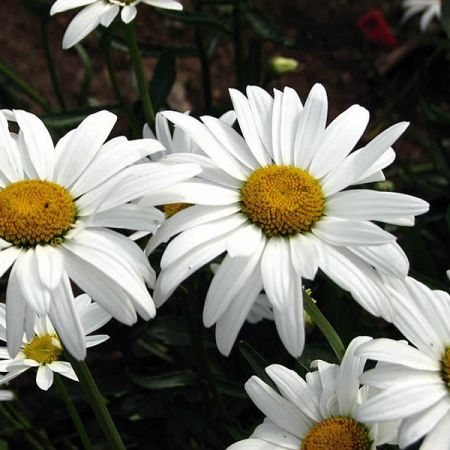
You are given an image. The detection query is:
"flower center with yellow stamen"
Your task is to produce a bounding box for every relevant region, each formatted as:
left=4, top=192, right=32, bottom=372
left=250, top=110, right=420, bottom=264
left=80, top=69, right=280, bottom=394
left=441, top=347, right=450, bottom=389
left=240, top=165, right=325, bottom=237
left=23, top=335, right=62, bottom=365
left=163, top=203, right=192, bottom=218
left=302, top=417, right=371, bottom=450
left=0, top=180, right=76, bottom=247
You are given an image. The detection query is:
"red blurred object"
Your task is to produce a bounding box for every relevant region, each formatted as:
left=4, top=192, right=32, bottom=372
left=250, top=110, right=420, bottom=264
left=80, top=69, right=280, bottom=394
left=358, top=9, right=397, bottom=49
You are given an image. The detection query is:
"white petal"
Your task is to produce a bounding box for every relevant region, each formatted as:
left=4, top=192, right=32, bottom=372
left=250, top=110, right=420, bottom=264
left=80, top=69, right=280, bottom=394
left=215, top=262, right=263, bottom=356
left=160, top=214, right=246, bottom=268
left=14, top=110, right=54, bottom=180
left=121, top=5, right=137, bottom=23
left=312, top=217, right=395, bottom=246
left=356, top=339, right=441, bottom=371
left=0, top=113, right=23, bottom=182
left=227, top=438, right=277, bottom=450
left=227, top=224, right=262, bottom=257
left=49, top=274, right=86, bottom=360
left=35, top=245, right=64, bottom=289
left=0, top=247, right=21, bottom=279
left=141, top=0, right=182, bottom=10
left=50, top=0, right=97, bottom=15
left=289, top=234, right=319, bottom=280
left=99, top=4, right=119, bottom=26
left=204, top=235, right=265, bottom=327
left=280, top=87, right=303, bottom=165
left=251, top=420, right=299, bottom=449
left=85, top=334, right=109, bottom=347
left=245, top=376, right=309, bottom=438
left=419, top=410, right=450, bottom=450
left=229, top=89, right=272, bottom=166
left=79, top=302, right=111, bottom=335
left=309, top=105, right=369, bottom=178
left=162, top=111, right=248, bottom=180
left=48, top=361, right=78, bottom=381
left=294, top=83, right=328, bottom=169
left=62, top=2, right=110, bottom=49
left=55, top=111, right=117, bottom=187
left=6, top=263, right=26, bottom=357
left=146, top=204, right=240, bottom=255
left=336, top=336, right=372, bottom=416
left=36, top=365, right=54, bottom=391
left=325, top=189, right=429, bottom=224
left=261, top=238, right=297, bottom=311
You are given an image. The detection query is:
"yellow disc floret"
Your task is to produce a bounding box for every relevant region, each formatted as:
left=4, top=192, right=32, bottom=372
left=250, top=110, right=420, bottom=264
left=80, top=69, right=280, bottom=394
left=240, top=165, right=324, bottom=237
left=0, top=180, right=76, bottom=247
left=163, top=203, right=192, bottom=218
left=23, top=335, right=62, bottom=365
left=441, top=347, right=450, bottom=389
left=302, top=417, right=371, bottom=450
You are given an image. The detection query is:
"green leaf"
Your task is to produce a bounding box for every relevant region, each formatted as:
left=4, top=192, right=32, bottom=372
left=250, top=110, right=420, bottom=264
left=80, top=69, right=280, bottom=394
left=0, top=439, right=8, bottom=450
left=243, top=6, right=287, bottom=45
left=216, top=379, right=247, bottom=399
left=442, top=0, right=450, bottom=37
left=0, top=61, right=50, bottom=111
left=74, top=44, right=93, bottom=107
left=149, top=50, right=177, bottom=112
left=131, top=370, right=197, bottom=390
left=42, top=105, right=120, bottom=129
left=238, top=341, right=274, bottom=388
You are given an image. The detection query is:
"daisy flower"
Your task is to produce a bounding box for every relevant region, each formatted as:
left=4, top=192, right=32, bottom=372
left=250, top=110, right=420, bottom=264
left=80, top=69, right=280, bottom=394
left=355, top=277, right=450, bottom=449
left=147, top=84, right=429, bottom=357
left=227, top=337, right=399, bottom=450
left=50, top=0, right=183, bottom=49
left=0, top=294, right=111, bottom=391
left=402, top=0, right=441, bottom=31
left=0, top=109, right=200, bottom=361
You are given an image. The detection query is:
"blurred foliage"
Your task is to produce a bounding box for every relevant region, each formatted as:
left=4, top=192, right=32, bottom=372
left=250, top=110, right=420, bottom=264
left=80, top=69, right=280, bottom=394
left=0, top=0, right=448, bottom=449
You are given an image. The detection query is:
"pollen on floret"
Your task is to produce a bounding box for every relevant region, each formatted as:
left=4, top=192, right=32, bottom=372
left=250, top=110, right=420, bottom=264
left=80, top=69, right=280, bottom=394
left=23, top=335, right=62, bottom=365
left=441, top=347, right=450, bottom=390
left=0, top=180, right=76, bottom=247
left=302, top=416, right=371, bottom=450
left=163, top=203, right=191, bottom=218
left=240, top=165, right=325, bottom=238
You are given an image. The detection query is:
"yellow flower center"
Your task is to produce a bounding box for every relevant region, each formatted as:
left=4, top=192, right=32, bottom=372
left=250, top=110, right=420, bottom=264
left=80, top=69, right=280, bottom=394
left=163, top=203, right=192, bottom=218
left=302, top=417, right=371, bottom=450
left=23, top=335, right=62, bottom=365
left=0, top=180, right=76, bottom=247
left=441, top=347, right=450, bottom=389
left=240, top=165, right=324, bottom=237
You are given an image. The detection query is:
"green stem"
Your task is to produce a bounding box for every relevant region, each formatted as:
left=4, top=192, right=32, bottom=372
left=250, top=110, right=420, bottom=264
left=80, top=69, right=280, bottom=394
left=303, top=290, right=346, bottom=362
left=67, top=356, right=126, bottom=450
left=233, top=0, right=244, bottom=90
left=101, top=34, right=140, bottom=137
left=54, top=374, right=93, bottom=450
left=41, top=20, right=66, bottom=110
left=123, top=22, right=155, bottom=130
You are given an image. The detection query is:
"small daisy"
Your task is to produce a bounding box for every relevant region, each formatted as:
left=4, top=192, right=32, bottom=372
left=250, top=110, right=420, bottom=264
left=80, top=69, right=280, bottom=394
left=50, top=0, right=183, bottom=49
left=227, top=337, right=399, bottom=450
left=402, top=0, right=441, bottom=31
left=148, top=84, right=429, bottom=357
left=0, top=109, right=200, bottom=360
left=355, top=277, right=450, bottom=449
left=0, top=294, right=111, bottom=391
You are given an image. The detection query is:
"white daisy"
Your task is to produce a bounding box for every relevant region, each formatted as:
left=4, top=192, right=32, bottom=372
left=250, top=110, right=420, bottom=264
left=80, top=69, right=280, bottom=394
left=50, top=0, right=183, bottom=49
left=0, top=294, right=111, bottom=391
left=147, top=84, right=429, bottom=357
left=402, top=0, right=441, bottom=31
left=0, top=109, right=200, bottom=360
left=355, top=277, right=450, bottom=449
left=227, top=337, right=399, bottom=450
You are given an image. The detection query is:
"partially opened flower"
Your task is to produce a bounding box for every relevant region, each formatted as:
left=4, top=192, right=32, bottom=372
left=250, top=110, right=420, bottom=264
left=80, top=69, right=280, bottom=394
left=355, top=277, right=450, bottom=449
left=50, top=0, right=183, bottom=49
left=148, top=84, right=428, bottom=357
left=0, top=294, right=111, bottom=391
left=402, top=0, right=441, bottom=31
left=227, top=337, right=399, bottom=449
left=0, top=109, right=200, bottom=360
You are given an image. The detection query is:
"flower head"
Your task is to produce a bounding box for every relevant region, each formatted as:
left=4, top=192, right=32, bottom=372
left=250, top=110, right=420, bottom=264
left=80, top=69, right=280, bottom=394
left=148, top=84, right=428, bottom=357
left=0, top=109, right=200, bottom=360
left=0, top=295, right=111, bottom=391
left=227, top=337, right=399, bottom=450
left=50, top=0, right=183, bottom=49
left=355, top=277, right=450, bottom=449
left=402, top=0, right=441, bottom=31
